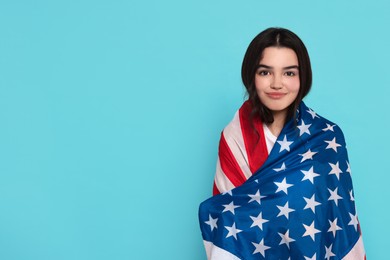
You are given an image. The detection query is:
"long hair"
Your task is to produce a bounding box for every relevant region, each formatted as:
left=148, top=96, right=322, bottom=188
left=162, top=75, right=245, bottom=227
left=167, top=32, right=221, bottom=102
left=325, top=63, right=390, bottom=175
left=241, top=27, right=312, bottom=124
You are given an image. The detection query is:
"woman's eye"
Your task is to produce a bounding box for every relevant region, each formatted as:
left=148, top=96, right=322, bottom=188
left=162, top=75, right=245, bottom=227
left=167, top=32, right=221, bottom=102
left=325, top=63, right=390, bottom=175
left=258, top=71, right=270, bottom=76
left=285, top=71, right=296, bottom=76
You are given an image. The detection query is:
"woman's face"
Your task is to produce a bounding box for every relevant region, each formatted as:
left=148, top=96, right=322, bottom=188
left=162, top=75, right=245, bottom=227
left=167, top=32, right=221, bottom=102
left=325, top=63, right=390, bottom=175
left=255, top=47, right=300, bottom=117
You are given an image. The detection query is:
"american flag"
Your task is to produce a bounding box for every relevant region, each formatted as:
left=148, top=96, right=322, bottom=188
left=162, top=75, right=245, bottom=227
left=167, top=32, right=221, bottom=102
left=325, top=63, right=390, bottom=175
left=199, top=102, right=365, bottom=259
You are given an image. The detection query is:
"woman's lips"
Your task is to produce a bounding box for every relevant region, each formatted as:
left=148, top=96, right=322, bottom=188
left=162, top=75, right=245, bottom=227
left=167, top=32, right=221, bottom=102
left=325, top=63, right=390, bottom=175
left=266, top=92, right=287, bottom=99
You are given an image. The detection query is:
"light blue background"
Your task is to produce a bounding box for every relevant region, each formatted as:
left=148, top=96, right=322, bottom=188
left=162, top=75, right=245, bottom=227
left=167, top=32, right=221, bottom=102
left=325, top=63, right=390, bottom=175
left=0, top=0, right=387, bottom=259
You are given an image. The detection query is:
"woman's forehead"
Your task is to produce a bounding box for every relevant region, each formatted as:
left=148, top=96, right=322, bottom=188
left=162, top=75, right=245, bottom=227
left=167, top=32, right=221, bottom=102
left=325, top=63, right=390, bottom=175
left=259, top=47, right=298, bottom=66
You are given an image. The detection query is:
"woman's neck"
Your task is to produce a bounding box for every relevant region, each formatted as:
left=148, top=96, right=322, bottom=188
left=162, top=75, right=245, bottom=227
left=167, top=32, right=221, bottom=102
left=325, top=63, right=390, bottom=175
left=267, top=110, right=287, bottom=137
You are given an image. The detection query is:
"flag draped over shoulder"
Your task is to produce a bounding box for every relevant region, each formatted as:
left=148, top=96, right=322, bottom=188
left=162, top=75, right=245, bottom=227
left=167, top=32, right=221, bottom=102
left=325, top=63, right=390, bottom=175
left=199, top=102, right=365, bottom=260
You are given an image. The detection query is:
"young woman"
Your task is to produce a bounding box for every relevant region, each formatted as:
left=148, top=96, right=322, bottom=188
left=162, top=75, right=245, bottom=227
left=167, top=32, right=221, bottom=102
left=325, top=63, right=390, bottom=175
left=199, top=28, right=365, bottom=260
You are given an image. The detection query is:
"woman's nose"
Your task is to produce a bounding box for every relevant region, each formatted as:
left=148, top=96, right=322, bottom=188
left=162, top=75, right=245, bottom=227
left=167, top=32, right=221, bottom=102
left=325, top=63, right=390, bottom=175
left=271, top=75, right=283, bottom=89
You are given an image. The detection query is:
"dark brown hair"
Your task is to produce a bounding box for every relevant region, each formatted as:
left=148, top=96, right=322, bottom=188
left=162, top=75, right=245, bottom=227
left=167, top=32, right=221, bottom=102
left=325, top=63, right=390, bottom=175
left=241, top=27, right=312, bottom=124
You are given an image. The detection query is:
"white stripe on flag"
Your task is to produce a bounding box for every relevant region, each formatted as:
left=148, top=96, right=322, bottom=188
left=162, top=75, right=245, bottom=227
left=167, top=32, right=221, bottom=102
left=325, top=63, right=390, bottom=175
left=342, top=235, right=365, bottom=260
left=223, top=112, right=252, bottom=179
left=203, top=240, right=240, bottom=260
left=214, top=158, right=235, bottom=193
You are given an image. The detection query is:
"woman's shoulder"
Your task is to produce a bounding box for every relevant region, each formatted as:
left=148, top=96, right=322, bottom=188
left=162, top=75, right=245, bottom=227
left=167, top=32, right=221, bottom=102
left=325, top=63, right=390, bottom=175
left=300, top=102, right=347, bottom=143
left=222, top=100, right=250, bottom=131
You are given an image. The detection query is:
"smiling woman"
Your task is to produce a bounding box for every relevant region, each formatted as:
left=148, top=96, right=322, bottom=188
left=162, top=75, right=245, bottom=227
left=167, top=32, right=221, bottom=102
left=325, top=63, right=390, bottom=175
left=199, top=28, right=366, bottom=260
left=255, top=47, right=300, bottom=137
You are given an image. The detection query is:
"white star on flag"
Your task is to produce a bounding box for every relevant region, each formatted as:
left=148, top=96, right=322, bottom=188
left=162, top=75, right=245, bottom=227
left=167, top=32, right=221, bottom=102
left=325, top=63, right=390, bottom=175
left=348, top=212, right=359, bottom=231
left=297, top=119, right=312, bottom=136
left=302, top=221, right=321, bottom=241
left=301, top=166, right=320, bottom=184
left=252, top=238, right=270, bottom=257
left=325, top=244, right=336, bottom=260
left=346, top=161, right=352, bottom=174
left=278, top=230, right=295, bottom=249
left=303, top=194, right=321, bottom=213
left=307, top=108, right=319, bottom=119
left=248, top=190, right=266, bottom=204
left=277, top=135, right=293, bottom=152
left=329, top=162, right=342, bottom=180
left=349, top=190, right=355, bottom=201
left=304, top=253, right=316, bottom=260
left=205, top=214, right=218, bottom=231
left=299, top=149, right=318, bottom=162
left=273, top=162, right=286, bottom=172
left=222, top=190, right=233, bottom=196
left=322, top=123, right=335, bottom=132
left=328, top=187, right=343, bottom=206
left=222, top=201, right=240, bottom=214
left=274, top=177, right=293, bottom=194
left=225, top=222, right=242, bottom=239
left=325, top=137, right=342, bottom=152
left=277, top=201, right=295, bottom=219
left=328, top=218, right=342, bottom=237
left=250, top=212, right=269, bottom=230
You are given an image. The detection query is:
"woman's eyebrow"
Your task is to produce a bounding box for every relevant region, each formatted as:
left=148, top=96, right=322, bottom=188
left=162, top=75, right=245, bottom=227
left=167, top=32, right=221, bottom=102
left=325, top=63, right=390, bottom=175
left=284, top=65, right=299, bottom=70
left=257, top=64, right=299, bottom=69
left=257, top=64, right=272, bottom=69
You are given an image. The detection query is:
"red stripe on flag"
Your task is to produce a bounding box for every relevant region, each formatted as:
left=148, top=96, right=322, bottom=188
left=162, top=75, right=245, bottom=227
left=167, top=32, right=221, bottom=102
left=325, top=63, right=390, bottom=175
left=213, top=182, right=220, bottom=196
left=239, top=101, right=268, bottom=174
left=218, top=133, right=247, bottom=188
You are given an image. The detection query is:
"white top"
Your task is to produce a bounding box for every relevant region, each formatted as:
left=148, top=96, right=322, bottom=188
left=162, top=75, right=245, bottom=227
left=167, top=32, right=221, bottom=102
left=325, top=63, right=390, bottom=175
left=263, top=123, right=277, bottom=154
